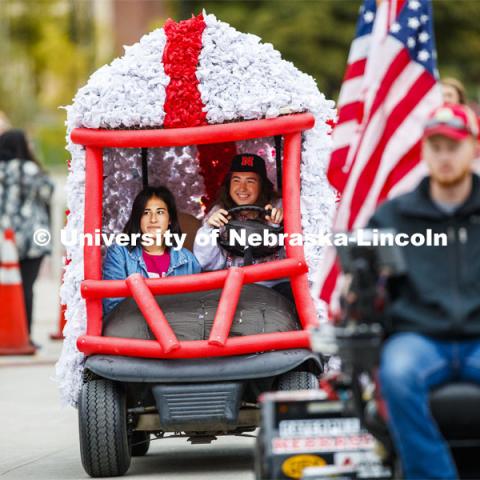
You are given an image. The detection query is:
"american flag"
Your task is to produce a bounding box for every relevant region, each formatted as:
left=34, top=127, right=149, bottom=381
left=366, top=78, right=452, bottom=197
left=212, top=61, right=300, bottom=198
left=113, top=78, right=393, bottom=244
left=316, top=0, right=442, bottom=309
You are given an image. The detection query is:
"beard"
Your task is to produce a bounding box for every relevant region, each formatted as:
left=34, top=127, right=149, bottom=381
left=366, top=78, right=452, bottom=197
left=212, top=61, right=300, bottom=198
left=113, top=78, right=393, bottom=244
left=431, top=167, right=471, bottom=188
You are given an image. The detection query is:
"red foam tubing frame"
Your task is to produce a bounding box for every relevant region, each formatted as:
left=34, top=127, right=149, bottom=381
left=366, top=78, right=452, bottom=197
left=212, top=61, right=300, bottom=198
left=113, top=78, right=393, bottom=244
left=71, top=113, right=315, bottom=148
left=81, top=258, right=307, bottom=299
left=283, top=133, right=319, bottom=329
left=208, top=268, right=244, bottom=346
left=84, top=147, right=104, bottom=337
left=76, top=114, right=318, bottom=358
left=125, top=274, right=180, bottom=353
left=77, top=330, right=311, bottom=359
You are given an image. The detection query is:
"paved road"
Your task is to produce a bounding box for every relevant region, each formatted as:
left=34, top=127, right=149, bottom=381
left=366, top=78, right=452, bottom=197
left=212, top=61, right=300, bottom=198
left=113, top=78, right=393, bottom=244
left=0, top=364, right=256, bottom=479
left=0, top=173, right=256, bottom=480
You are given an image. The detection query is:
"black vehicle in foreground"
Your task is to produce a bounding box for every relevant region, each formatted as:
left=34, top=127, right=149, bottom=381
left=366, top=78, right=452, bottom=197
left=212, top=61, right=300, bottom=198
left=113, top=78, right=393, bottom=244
left=255, top=232, right=480, bottom=479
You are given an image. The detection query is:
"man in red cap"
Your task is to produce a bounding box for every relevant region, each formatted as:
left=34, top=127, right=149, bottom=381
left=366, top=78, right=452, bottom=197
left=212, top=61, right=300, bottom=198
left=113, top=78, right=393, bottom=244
left=366, top=103, right=480, bottom=479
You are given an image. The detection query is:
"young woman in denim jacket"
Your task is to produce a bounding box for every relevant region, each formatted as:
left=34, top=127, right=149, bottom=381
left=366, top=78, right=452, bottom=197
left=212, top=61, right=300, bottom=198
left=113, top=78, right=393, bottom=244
left=103, top=186, right=201, bottom=315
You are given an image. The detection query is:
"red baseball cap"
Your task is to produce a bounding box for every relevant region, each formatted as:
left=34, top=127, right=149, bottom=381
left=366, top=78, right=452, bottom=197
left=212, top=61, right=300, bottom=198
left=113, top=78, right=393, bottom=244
left=424, top=103, right=479, bottom=141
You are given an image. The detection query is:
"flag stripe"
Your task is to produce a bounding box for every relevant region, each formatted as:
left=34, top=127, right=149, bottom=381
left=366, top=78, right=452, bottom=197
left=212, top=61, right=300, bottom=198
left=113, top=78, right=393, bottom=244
left=332, top=120, right=358, bottom=148
left=386, top=161, right=429, bottom=199
left=347, top=35, right=371, bottom=64
left=337, top=77, right=364, bottom=108
left=332, top=42, right=412, bottom=225
left=347, top=71, right=435, bottom=229
left=317, top=250, right=339, bottom=303
left=330, top=39, right=407, bottom=194
left=344, top=58, right=367, bottom=81
left=378, top=142, right=421, bottom=203
left=327, top=146, right=350, bottom=192
left=354, top=82, right=439, bottom=226
left=337, top=102, right=364, bottom=126
left=318, top=0, right=441, bottom=307
left=344, top=61, right=433, bottom=222
left=364, top=46, right=410, bottom=129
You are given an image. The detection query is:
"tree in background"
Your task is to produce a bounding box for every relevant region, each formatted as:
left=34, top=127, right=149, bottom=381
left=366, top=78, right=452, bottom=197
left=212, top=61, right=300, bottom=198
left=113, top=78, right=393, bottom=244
left=180, top=0, right=480, bottom=102
left=0, top=0, right=478, bottom=166
left=0, top=0, right=95, bottom=166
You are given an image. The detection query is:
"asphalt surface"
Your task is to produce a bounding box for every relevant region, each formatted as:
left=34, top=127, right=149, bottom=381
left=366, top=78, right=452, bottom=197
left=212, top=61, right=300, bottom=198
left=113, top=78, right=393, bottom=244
left=0, top=274, right=257, bottom=480
left=0, top=365, right=255, bottom=479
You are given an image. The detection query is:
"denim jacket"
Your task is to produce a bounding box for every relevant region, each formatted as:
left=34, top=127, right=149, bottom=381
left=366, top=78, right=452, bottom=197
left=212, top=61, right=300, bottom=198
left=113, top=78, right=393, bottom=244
left=102, top=244, right=201, bottom=315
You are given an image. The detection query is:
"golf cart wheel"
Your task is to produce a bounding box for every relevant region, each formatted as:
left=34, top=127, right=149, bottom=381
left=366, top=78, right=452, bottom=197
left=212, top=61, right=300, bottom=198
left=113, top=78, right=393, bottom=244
left=130, top=431, right=150, bottom=457
left=78, top=379, right=131, bottom=477
left=254, top=428, right=271, bottom=480
left=277, top=370, right=319, bottom=391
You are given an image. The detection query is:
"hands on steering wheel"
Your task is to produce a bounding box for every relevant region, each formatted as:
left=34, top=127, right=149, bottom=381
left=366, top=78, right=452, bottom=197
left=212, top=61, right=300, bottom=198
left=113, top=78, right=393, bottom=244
left=264, top=204, right=283, bottom=224
left=207, top=204, right=283, bottom=228
left=215, top=204, right=284, bottom=261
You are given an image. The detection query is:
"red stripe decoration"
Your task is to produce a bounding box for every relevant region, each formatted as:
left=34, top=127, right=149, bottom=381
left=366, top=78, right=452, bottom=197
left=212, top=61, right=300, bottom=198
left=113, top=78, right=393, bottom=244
left=163, top=14, right=207, bottom=129
left=162, top=13, right=237, bottom=208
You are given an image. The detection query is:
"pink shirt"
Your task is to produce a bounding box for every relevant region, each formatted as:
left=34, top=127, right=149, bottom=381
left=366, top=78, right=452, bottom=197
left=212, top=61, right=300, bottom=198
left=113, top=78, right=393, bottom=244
left=142, top=250, right=170, bottom=278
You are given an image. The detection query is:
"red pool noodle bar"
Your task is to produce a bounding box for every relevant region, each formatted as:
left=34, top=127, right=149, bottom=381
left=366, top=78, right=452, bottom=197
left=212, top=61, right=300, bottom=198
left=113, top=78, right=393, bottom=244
left=73, top=113, right=318, bottom=359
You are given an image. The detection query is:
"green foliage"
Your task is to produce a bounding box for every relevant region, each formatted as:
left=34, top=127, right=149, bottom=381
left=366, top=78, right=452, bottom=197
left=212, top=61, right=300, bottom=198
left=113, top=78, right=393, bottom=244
left=434, top=0, right=480, bottom=90
left=33, top=120, right=69, bottom=172
left=180, top=0, right=480, bottom=101
left=181, top=0, right=358, bottom=97
left=0, top=0, right=478, bottom=171
left=0, top=0, right=95, bottom=167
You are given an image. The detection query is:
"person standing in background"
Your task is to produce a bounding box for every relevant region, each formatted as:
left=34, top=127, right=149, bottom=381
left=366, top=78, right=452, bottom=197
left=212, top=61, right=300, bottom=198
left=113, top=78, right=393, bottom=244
left=440, top=77, right=467, bottom=105
left=0, top=129, right=54, bottom=348
left=0, top=112, right=11, bottom=135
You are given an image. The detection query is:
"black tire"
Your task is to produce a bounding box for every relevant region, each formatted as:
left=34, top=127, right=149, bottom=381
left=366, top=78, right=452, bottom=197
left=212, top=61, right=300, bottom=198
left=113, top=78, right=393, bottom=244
left=277, top=370, right=319, bottom=391
left=254, top=428, right=271, bottom=480
left=130, top=431, right=150, bottom=457
left=78, top=379, right=131, bottom=477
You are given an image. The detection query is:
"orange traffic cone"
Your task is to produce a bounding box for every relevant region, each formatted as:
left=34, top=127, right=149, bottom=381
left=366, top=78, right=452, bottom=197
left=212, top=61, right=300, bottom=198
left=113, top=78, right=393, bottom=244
left=0, top=229, right=35, bottom=355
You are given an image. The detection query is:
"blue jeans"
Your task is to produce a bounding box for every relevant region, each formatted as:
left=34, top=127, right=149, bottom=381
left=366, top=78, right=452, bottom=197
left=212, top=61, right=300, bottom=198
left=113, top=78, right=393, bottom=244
left=379, top=332, right=480, bottom=480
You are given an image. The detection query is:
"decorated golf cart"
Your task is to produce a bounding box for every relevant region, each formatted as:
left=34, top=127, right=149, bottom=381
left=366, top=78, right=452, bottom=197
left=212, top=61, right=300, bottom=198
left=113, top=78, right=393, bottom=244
left=56, top=12, right=336, bottom=478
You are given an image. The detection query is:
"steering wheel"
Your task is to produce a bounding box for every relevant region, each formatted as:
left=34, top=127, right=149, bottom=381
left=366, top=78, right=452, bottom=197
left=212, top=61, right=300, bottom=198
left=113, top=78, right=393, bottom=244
left=226, top=205, right=272, bottom=218
left=218, top=204, right=284, bottom=262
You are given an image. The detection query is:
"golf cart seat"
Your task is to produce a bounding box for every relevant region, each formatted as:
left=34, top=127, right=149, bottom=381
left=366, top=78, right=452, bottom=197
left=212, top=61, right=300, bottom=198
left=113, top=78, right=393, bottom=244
left=430, top=382, right=480, bottom=442
left=103, top=283, right=300, bottom=341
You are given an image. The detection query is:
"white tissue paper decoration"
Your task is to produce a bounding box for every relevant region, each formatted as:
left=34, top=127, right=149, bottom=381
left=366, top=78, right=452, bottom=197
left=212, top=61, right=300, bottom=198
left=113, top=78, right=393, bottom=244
left=56, top=12, right=336, bottom=407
